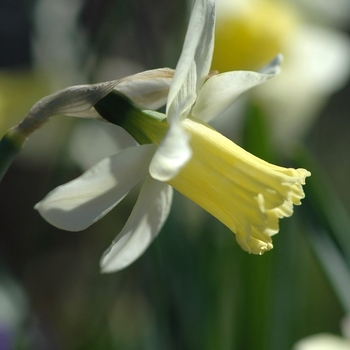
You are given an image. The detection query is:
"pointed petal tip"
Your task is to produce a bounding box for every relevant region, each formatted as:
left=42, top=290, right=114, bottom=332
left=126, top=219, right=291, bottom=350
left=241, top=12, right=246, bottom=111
left=34, top=198, right=92, bottom=232
left=259, top=53, right=284, bottom=75
left=99, top=243, right=122, bottom=273
left=98, top=179, right=173, bottom=273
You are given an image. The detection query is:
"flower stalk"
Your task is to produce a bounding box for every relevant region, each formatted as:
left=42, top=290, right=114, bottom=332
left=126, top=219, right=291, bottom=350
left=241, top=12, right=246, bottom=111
left=94, top=90, right=168, bottom=145
left=0, top=130, right=25, bottom=180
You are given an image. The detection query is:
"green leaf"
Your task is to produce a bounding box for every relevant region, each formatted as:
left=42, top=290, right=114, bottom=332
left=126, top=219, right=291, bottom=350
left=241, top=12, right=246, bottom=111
left=241, top=103, right=277, bottom=164
left=294, top=145, right=350, bottom=265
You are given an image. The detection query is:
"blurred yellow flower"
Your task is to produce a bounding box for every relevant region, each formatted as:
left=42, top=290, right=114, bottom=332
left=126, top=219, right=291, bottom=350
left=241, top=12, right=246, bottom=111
left=212, top=0, right=350, bottom=150
left=212, top=0, right=299, bottom=71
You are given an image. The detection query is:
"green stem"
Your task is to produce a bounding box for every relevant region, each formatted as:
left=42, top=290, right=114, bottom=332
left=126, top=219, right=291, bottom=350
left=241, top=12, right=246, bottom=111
left=0, top=130, right=26, bottom=181
left=94, top=90, right=167, bottom=145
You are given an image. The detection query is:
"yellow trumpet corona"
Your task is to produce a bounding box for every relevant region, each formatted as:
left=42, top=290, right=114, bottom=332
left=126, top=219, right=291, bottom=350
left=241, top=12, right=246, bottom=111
left=171, top=117, right=309, bottom=254
left=123, top=110, right=310, bottom=254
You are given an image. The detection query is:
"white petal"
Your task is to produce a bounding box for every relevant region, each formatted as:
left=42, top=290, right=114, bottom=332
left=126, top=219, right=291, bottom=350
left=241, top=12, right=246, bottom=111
left=166, top=0, right=216, bottom=123
left=258, top=54, right=283, bottom=75
left=193, top=0, right=216, bottom=91
left=29, top=80, right=120, bottom=120
left=116, top=68, right=174, bottom=110
left=149, top=123, right=192, bottom=182
left=35, top=144, right=156, bottom=231
left=100, top=177, right=173, bottom=273
left=192, top=60, right=281, bottom=122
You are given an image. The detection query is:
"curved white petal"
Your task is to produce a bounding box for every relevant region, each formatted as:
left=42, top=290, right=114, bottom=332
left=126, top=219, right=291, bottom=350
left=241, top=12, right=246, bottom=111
left=100, top=177, right=173, bottom=273
left=149, top=123, right=192, bottom=182
left=166, top=0, right=216, bottom=123
left=116, top=68, right=174, bottom=110
left=29, top=80, right=120, bottom=120
left=193, top=0, right=216, bottom=92
left=192, top=62, right=281, bottom=122
left=35, top=144, right=156, bottom=231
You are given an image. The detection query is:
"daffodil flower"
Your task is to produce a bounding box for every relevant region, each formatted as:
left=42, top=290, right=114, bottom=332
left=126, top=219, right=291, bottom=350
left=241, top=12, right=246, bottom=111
left=31, top=0, right=310, bottom=273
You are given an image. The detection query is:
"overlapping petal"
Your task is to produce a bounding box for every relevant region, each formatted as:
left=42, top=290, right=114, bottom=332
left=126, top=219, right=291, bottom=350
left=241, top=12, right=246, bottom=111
left=192, top=55, right=282, bottom=122
left=29, top=80, right=120, bottom=120
left=35, top=144, right=156, bottom=231
left=100, top=177, right=173, bottom=273
left=166, top=0, right=216, bottom=123
left=24, top=68, right=175, bottom=124
left=116, top=68, right=174, bottom=110
left=150, top=0, right=215, bottom=182
left=193, top=0, right=216, bottom=92
left=149, top=123, right=192, bottom=181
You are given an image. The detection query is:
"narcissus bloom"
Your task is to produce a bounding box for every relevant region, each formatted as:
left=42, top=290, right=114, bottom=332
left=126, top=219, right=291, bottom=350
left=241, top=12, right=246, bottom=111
left=30, top=0, right=310, bottom=272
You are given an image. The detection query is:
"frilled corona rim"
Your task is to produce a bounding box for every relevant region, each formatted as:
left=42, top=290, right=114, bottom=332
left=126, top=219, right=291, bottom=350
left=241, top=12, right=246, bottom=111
left=168, top=117, right=310, bottom=254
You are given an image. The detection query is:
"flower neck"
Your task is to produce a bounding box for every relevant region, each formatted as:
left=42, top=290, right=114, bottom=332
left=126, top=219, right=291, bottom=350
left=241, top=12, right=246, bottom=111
left=94, top=90, right=168, bottom=145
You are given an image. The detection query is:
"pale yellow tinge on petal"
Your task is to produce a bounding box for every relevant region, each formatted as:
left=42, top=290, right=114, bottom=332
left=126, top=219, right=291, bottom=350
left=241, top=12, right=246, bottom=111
left=169, top=117, right=310, bottom=254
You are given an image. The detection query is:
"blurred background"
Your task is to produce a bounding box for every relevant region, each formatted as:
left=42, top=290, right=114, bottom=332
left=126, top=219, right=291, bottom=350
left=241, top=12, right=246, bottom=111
left=1, top=0, right=350, bottom=349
